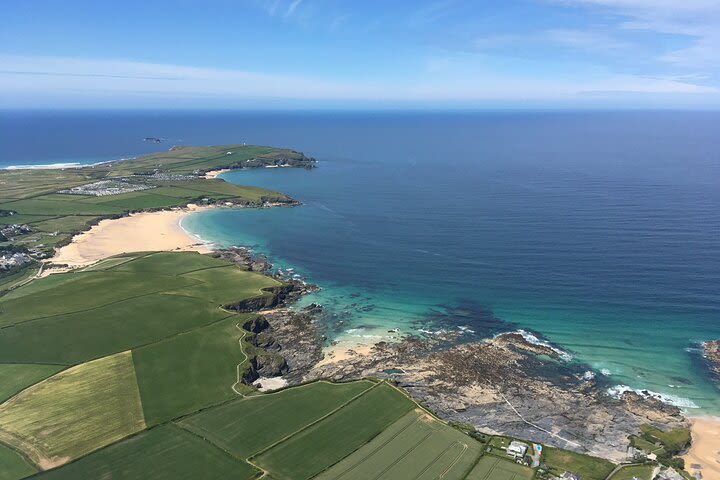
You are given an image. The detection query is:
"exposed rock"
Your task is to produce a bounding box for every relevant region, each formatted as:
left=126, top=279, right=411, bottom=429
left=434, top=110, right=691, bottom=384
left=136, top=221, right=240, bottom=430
left=215, top=247, right=272, bottom=272
left=255, top=353, right=289, bottom=377
left=242, top=316, right=270, bottom=334
left=704, top=340, right=720, bottom=378
left=493, top=332, right=562, bottom=359
left=306, top=334, right=688, bottom=462
left=259, top=309, right=324, bottom=383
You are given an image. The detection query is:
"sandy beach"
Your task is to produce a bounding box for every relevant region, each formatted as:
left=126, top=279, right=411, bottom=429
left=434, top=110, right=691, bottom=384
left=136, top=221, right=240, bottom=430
left=203, top=168, right=231, bottom=179
left=683, top=417, right=720, bottom=480
left=49, top=205, right=213, bottom=268
left=316, top=343, right=376, bottom=366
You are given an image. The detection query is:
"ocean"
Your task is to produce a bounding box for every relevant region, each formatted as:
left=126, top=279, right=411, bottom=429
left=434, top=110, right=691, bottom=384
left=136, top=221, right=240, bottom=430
left=2, top=110, right=719, bottom=414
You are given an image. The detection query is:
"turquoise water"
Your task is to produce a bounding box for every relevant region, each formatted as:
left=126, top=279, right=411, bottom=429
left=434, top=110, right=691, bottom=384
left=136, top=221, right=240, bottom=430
left=3, top=110, right=719, bottom=414
left=180, top=113, right=720, bottom=415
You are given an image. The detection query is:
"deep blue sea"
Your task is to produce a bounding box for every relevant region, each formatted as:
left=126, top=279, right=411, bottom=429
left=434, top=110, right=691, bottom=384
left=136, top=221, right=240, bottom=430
left=2, top=110, right=719, bottom=414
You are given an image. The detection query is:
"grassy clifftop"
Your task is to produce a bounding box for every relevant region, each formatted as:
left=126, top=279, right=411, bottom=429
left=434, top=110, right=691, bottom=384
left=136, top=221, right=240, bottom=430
left=0, top=145, right=315, bottom=270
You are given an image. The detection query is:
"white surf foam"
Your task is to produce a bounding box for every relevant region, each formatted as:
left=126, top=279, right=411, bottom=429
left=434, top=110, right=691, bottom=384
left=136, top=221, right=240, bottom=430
left=496, top=329, right=573, bottom=361
left=606, top=384, right=700, bottom=409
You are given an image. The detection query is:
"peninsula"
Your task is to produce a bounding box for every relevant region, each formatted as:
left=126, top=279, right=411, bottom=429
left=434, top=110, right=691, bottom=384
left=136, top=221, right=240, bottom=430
left=0, top=145, right=713, bottom=480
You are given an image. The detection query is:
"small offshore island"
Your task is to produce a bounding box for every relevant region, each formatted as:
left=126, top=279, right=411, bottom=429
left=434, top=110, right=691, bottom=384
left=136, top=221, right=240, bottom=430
left=0, top=144, right=717, bottom=480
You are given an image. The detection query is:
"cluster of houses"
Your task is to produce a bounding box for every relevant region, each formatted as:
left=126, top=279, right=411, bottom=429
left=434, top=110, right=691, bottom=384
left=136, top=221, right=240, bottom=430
left=0, top=252, right=32, bottom=271
left=0, top=224, right=31, bottom=242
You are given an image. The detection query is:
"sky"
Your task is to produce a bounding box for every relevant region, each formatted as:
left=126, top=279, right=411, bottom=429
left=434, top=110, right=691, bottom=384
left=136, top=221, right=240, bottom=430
left=1, top=0, right=720, bottom=109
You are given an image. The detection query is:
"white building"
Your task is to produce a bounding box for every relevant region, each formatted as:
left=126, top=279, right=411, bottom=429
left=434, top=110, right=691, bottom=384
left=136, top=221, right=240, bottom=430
left=507, top=440, right=528, bottom=459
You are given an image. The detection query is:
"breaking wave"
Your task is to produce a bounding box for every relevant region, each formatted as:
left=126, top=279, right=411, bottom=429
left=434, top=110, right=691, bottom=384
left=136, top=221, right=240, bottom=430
left=497, top=329, right=573, bottom=361
left=606, top=384, right=700, bottom=409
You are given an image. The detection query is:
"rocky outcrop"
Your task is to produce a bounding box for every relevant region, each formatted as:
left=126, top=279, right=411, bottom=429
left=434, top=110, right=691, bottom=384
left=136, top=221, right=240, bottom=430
left=257, top=309, right=325, bottom=383
left=307, top=334, right=688, bottom=462
left=240, top=308, right=324, bottom=385
left=704, top=340, right=720, bottom=377
left=215, top=247, right=272, bottom=272
left=493, top=332, right=562, bottom=359
left=224, top=281, right=318, bottom=313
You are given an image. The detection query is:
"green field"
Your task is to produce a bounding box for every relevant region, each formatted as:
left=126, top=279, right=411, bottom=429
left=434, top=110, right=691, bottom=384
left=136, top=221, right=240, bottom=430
left=0, top=144, right=307, bottom=258
left=608, top=464, right=656, bottom=480
left=0, top=266, right=40, bottom=293
left=179, top=380, right=376, bottom=459
left=0, top=443, right=37, bottom=480
left=252, top=382, right=415, bottom=480
left=33, top=424, right=260, bottom=480
left=639, top=424, right=691, bottom=453
left=630, top=434, right=666, bottom=455
left=0, top=252, right=279, bottom=365
left=0, top=352, right=145, bottom=469
left=132, top=314, right=258, bottom=425
left=315, top=409, right=482, bottom=480
left=543, top=447, right=615, bottom=480
left=0, top=364, right=64, bottom=403
left=465, top=455, right=535, bottom=480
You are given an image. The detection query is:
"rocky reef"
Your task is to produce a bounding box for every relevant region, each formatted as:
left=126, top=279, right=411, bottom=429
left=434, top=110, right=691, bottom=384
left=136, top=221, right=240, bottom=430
left=704, top=339, right=720, bottom=378
left=306, top=332, right=688, bottom=462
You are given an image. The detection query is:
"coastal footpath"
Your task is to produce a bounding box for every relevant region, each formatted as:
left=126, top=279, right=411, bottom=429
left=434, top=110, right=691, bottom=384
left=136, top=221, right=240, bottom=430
left=0, top=144, right=717, bottom=480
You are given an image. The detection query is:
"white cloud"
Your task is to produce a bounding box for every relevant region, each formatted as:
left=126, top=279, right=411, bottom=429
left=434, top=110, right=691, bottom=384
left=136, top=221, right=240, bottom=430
left=563, top=0, right=720, bottom=68
left=475, top=29, right=632, bottom=54
left=286, top=0, right=303, bottom=17
left=0, top=54, right=716, bottom=108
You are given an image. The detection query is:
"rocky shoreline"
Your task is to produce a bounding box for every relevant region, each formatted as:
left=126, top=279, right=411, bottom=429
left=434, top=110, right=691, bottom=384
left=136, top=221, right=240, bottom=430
left=225, top=246, right=690, bottom=463
left=704, top=339, right=720, bottom=378
left=305, top=333, right=688, bottom=462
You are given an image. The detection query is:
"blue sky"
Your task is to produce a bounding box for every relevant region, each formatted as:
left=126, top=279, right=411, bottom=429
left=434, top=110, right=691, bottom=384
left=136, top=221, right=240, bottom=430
left=2, top=0, right=720, bottom=108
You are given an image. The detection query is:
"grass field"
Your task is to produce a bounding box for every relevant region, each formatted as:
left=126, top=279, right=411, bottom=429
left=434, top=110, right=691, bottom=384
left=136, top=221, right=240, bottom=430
left=543, top=447, right=615, bottom=480
left=0, top=293, right=232, bottom=365
left=0, top=252, right=278, bottom=365
left=0, top=270, right=198, bottom=327
left=608, top=464, right=656, bottom=480
left=465, top=456, right=535, bottom=480
left=33, top=424, right=260, bottom=480
left=252, top=382, right=415, bottom=480
left=315, top=409, right=482, bottom=480
left=630, top=434, right=666, bottom=455
left=0, top=266, right=40, bottom=294
left=0, top=351, right=145, bottom=469
left=0, top=144, right=305, bottom=257
left=0, top=443, right=37, bottom=480
left=639, top=424, right=691, bottom=453
left=132, top=314, right=258, bottom=425
left=179, top=380, right=376, bottom=459
left=0, top=364, right=64, bottom=403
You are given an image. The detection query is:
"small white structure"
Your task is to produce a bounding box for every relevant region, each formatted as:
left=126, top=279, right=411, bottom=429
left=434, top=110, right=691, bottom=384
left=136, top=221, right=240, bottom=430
left=507, top=440, right=528, bottom=459
left=561, top=473, right=581, bottom=480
